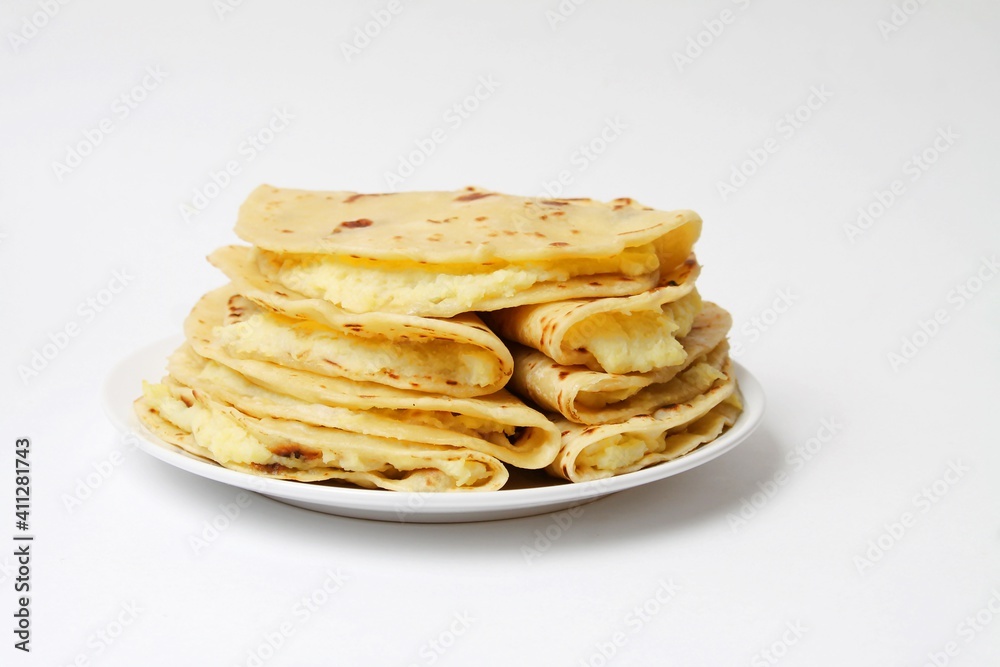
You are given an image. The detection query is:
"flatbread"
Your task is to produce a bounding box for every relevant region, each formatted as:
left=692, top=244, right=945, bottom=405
left=186, top=283, right=510, bottom=398
left=135, top=380, right=507, bottom=492
left=237, top=185, right=702, bottom=263
left=165, top=343, right=560, bottom=470
left=207, top=245, right=513, bottom=396
left=235, top=185, right=701, bottom=317
left=482, top=257, right=701, bottom=374
left=508, top=303, right=733, bottom=424
left=546, top=364, right=741, bottom=482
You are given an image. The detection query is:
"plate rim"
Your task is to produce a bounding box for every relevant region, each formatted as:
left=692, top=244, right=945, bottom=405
left=103, top=336, right=765, bottom=517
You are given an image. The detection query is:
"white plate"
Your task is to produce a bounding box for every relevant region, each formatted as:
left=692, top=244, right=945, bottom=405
left=104, top=337, right=765, bottom=523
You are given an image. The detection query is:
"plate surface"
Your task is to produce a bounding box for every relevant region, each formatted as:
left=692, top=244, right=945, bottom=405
left=104, top=337, right=765, bottom=523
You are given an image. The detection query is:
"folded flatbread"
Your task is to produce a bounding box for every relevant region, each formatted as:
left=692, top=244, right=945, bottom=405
left=508, top=302, right=733, bottom=424
left=188, top=274, right=511, bottom=398
left=546, top=365, right=742, bottom=483
left=161, top=339, right=561, bottom=469
left=136, top=374, right=508, bottom=492
left=235, top=185, right=701, bottom=317
left=483, top=257, right=701, bottom=374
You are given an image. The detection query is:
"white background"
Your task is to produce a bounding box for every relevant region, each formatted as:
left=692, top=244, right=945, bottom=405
left=2, top=0, right=999, bottom=665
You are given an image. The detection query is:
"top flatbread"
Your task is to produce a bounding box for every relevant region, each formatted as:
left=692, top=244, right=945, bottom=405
left=235, top=185, right=701, bottom=263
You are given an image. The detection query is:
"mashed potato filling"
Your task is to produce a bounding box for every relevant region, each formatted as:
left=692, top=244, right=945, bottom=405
left=141, top=382, right=491, bottom=488
left=214, top=310, right=497, bottom=389
left=575, top=393, right=740, bottom=476
left=142, top=382, right=274, bottom=465
left=575, top=357, right=727, bottom=410
left=563, top=291, right=702, bottom=374
left=258, top=246, right=659, bottom=315
left=577, top=433, right=656, bottom=472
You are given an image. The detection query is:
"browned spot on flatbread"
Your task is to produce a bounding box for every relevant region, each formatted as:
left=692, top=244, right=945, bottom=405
left=344, top=193, right=389, bottom=203
left=549, top=241, right=569, bottom=247
left=455, top=192, right=494, bottom=202
left=279, top=229, right=294, bottom=233
left=558, top=371, right=570, bottom=379
left=541, top=200, right=568, bottom=206
left=445, top=380, right=458, bottom=386
left=340, top=218, right=373, bottom=229
left=179, top=394, right=194, bottom=408
left=386, top=372, right=400, bottom=380
left=270, top=443, right=321, bottom=460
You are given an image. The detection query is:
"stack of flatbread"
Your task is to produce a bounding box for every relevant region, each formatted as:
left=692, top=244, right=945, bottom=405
left=136, top=185, right=741, bottom=491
